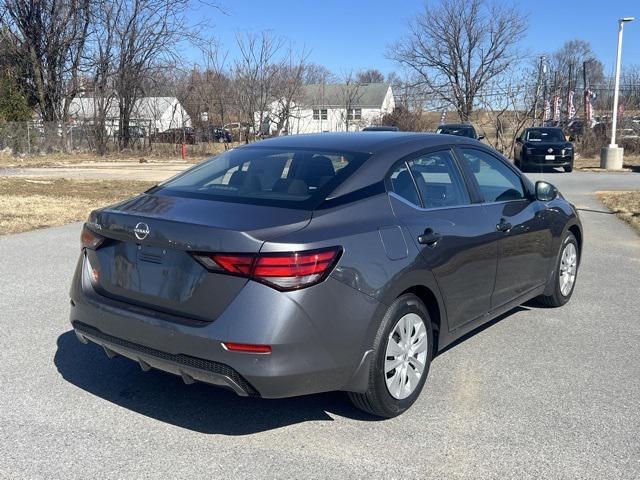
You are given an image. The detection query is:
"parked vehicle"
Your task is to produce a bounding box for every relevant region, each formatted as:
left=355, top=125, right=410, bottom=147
left=362, top=125, right=400, bottom=131
left=114, top=126, right=146, bottom=140
left=71, top=132, right=582, bottom=418
left=514, top=127, right=575, bottom=173
left=199, top=126, right=232, bottom=143
left=151, top=127, right=196, bottom=144
left=436, top=123, right=484, bottom=140
left=565, top=120, right=585, bottom=139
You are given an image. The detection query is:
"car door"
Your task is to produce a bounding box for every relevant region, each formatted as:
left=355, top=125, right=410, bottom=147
left=387, top=148, right=498, bottom=331
left=456, top=147, right=553, bottom=309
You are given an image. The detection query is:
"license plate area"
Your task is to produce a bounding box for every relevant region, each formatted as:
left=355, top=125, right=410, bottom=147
left=545, top=155, right=555, bottom=160
left=137, top=245, right=166, bottom=264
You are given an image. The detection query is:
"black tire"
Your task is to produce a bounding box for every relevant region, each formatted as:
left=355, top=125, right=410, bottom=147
left=564, top=162, right=573, bottom=173
left=348, top=294, right=433, bottom=418
left=518, top=154, right=528, bottom=172
left=536, top=232, right=579, bottom=307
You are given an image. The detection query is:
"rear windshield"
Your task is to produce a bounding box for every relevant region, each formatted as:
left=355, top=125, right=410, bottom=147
left=155, top=147, right=369, bottom=209
left=436, top=126, right=474, bottom=138
left=525, top=129, right=565, bottom=142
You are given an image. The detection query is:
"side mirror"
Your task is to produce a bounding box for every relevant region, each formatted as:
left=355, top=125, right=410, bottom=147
left=568, top=136, right=575, bottom=142
left=515, top=137, right=522, bottom=143
left=535, top=181, right=558, bottom=202
left=477, top=135, right=485, bottom=140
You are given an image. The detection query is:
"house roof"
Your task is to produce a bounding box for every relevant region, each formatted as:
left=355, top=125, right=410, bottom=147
left=301, top=83, right=391, bottom=108
left=68, top=97, right=185, bottom=120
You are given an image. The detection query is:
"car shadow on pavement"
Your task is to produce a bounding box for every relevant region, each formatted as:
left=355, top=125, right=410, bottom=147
left=55, top=305, right=530, bottom=434
left=436, top=306, right=530, bottom=356
left=54, top=330, right=378, bottom=435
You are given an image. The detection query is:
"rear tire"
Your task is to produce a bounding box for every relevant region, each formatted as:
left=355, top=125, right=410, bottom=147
left=536, top=232, right=579, bottom=307
left=348, top=294, right=433, bottom=418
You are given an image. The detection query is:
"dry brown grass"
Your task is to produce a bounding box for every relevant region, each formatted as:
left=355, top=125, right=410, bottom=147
left=597, top=190, right=640, bottom=235
left=0, top=142, right=236, bottom=168
left=0, top=178, right=155, bottom=235
left=575, top=155, right=640, bottom=171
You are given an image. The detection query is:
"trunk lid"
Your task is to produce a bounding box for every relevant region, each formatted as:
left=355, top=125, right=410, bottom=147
left=87, top=193, right=311, bottom=321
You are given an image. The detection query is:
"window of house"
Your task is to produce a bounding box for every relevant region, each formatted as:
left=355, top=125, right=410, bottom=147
left=313, top=109, right=328, bottom=120
left=347, top=108, right=362, bottom=120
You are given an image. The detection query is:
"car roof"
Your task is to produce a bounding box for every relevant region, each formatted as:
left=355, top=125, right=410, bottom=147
left=239, top=132, right=468, bottom=154
left=438, top=123, right=474, bottom=128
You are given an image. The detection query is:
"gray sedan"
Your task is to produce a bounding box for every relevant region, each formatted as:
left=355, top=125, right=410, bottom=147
left=70, top=132, right=582, bottom=417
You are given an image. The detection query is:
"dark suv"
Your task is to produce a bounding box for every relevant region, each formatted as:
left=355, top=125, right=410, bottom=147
left=514, top=128, right=574, bottom=173
left=436, top=123, right=484, bottom=140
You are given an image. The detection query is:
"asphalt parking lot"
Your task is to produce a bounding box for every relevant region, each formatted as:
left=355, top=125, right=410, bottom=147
left=1, top=171, right=639, bottom=479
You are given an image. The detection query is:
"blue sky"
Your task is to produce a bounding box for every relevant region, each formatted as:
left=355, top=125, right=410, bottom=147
left=187, top=0, right=640, bottom=76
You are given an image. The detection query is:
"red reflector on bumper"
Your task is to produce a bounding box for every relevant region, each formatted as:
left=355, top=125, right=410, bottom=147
left=222, top=342, right=272, bottom=354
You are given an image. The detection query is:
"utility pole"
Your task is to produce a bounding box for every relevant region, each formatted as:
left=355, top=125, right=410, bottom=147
left=532, top=55, right=545, bottom=126
left=601, top=17, right=635, bottom=169
left=567, top=63, right=573, bottom=121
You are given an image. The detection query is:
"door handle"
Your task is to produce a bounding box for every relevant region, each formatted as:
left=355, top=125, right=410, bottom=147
left=418, top=228, right=442, bottom=246
left=496, top=218, right=512, bottom=233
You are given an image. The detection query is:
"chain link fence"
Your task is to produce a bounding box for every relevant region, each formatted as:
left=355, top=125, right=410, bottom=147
left=0, top=121, right=245, bottom=158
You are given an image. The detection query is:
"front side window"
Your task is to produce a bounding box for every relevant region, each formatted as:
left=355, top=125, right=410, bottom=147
left=460, top=149, right=525, bottom=203
left=156, top=148, right=368, bottom=209
left=407, top=150, right=470, bottom=208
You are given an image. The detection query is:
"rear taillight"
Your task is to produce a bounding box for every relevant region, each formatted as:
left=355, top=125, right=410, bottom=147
left=222, top=342, right=272, bottom=354
left=192, top=247, right=341, bottom=291
left=81, top=224, right=104, bottom=250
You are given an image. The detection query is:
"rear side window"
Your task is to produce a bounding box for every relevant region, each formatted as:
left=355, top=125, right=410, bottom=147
left=407, top=150, right=470, bottom=208
left=156, top=147, right=369, bottom=209
left=389, top=163, right=421, bottom=206
left=460, top=149, right=525, bottom=202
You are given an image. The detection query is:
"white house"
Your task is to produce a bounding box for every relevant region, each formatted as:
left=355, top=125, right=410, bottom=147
left=68, top=96, right=191, bottom=135
left=257, top=83, right=395, bottom=135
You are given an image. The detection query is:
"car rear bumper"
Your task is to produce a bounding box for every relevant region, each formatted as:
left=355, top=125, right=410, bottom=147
left=69, top=255, right=380, bottom=398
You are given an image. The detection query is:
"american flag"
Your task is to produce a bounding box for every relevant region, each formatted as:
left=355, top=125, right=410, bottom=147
left=584, top=90, right=593, bottom=124
left=567, top=91, right=576, bottom=119
left=544, top=100, right=551, bottom=122
left=552, top=96, right=562, bottom=123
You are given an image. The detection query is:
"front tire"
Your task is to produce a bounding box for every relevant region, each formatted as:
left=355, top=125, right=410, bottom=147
left=536, top=232, right=579, bottom=307
left=564, top=162, right=574, bottom=173
left=348, top=294, right=433, bottom=418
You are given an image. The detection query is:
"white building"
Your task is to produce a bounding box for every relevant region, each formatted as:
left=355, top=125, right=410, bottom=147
left=257, top=83, right=395, bottom=135
left=68, top=96, right=191, bottom=135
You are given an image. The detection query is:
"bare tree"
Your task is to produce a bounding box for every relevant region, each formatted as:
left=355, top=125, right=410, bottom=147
left=107, top=0, right=196, bottom=149
left=269, top=46, right=308, bottom=135
left=89, top=0, right=121, bottom=154
left=476, top=72, right=537, bottom=155
left=338, top=71, right=364, bottom=131
left=303, top=63, right=334, bottom=85
left=233, top=31, right=284, bottom=141
left=194, top=40, right=234, bottom=130
left=1, top=0, right=91, bottom=149
left=390, top=0, right=527, bottom=121
left=356, top=68, right=384, bottom=84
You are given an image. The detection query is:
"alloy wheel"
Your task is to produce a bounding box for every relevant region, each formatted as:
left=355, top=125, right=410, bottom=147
left=559, top=242, right=578, bottom=296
